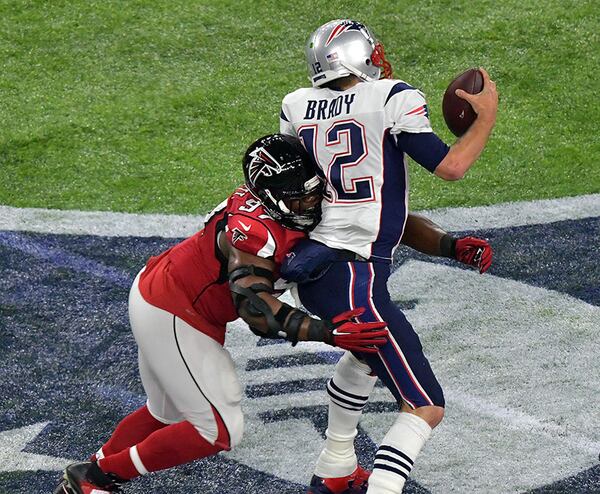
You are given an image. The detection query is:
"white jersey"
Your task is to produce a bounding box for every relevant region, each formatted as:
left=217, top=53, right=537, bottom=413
left=280, top=79, right=435, bottom=261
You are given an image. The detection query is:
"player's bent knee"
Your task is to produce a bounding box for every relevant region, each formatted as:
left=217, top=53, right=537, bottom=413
left=412, top=405, right=445, bottom=429
left=190, top=411, right=244, bottom=452
left=212, top=404, right=244, bottom=449
left=187, top=403, right=244, bottom=451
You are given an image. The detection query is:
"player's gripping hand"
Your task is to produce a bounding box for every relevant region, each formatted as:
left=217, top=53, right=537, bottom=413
left=322, top=308, right=388, bottom=353
left=455, top=236, right=493, bottom=274
left=455, top=67, right=498, bottom=125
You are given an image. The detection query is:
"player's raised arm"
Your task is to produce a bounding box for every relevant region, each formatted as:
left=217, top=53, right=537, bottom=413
left=434, top=68, right=498, bottom=180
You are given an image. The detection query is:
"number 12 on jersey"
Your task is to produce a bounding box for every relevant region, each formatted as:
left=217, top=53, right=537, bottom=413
left=298, top=120, right=375, bottom=203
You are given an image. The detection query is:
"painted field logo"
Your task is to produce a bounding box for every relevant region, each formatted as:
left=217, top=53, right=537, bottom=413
left=0, top=196, right=598, bottom=494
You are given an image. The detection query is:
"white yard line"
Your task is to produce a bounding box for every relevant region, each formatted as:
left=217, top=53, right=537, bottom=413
left=1, top=193, right=599, bottom=236
left=447, top=388, right=600, bottom=455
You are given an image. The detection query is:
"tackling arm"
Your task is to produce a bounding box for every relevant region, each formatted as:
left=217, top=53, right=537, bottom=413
left=224, top=238, right=387, bottom=351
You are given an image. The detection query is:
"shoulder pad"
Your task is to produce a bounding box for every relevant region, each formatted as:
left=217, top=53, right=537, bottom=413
left=385, top=84, right=431, bottom=134
left=226, top=214, right=277, bottom=258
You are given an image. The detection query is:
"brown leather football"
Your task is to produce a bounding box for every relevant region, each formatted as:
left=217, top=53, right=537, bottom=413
left=442, top=68, right=483, bottom=137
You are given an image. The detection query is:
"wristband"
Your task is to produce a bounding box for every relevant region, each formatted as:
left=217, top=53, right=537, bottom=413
left=307, top=319, right=331, bottom=344
left=440, top=234, right=457, bottom=258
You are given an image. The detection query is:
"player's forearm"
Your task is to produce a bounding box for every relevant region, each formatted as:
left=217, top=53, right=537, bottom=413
left=434, top=116, right=495, bottom=180
left=238, top=294, right=332, bottom=344
left=235, top=291, right=312, bottom=338
left=401, top=213, right=447, bottom=256
left=236, top=292, right=284, bottom=332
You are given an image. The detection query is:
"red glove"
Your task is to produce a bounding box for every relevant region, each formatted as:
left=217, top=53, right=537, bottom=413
left=455, top=236, right=493, bottom=274
left=324, top=308, right=388, bottom=353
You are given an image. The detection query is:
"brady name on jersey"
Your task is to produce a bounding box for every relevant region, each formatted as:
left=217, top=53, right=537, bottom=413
left=281, top=78, right=443, bottom=262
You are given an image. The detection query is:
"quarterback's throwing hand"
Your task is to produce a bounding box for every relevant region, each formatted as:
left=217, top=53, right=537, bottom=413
left=455, top=236, right=493, bottom=274
left=324, top=308, right=388, bottom=353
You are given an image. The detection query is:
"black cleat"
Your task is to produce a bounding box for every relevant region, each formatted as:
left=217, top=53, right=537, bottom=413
left=62, top=461, right=124, bottom=494
left=52, top=480, right=73, bottom=494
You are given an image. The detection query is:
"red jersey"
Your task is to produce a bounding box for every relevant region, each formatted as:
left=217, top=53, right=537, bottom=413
left=138, top=186, right=306, bottom=345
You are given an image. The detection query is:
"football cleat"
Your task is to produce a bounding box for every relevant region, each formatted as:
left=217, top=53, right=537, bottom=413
left=61, top=461, right=124, bottom=494
left=307, top=465, right=370, bottom=494
left=52, top=481, right=71, bottom=494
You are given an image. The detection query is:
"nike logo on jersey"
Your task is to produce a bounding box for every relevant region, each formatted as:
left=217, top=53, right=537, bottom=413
left=304, top=94, right=356, bottom=120
left=238, top=221, right=252, bottom=231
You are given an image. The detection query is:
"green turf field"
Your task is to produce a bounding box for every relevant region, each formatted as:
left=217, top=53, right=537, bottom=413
left=0, top=0, right=598, bottom=214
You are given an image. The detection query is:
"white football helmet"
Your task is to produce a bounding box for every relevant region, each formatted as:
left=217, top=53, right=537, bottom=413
left=305, top=19, right=392, bottom=87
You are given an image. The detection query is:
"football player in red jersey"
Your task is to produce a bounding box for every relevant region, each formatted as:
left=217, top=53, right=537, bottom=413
left=52, top=134, right=390, bottom=494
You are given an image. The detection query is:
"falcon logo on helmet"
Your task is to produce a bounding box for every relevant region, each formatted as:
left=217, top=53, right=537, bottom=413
left=247, top=147, right=284, bottom=187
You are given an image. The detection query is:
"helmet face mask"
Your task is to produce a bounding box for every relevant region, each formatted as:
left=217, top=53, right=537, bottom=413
left=242, top=134, right=324, bottom=232
left=306, top=19, right=392, bottom=87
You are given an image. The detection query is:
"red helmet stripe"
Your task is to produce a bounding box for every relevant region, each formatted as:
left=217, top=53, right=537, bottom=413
left=325, top=23, right=349, bottom=46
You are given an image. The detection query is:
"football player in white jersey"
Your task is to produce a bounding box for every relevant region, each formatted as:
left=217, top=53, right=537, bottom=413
left=280, top=19, right=498, bottom=494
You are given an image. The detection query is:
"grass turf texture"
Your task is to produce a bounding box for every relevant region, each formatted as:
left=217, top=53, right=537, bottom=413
left=0, top=0, right=598, bottom=215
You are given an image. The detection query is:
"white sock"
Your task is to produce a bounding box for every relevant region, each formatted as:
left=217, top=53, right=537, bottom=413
left=367, top=413, right=432, bottom=493
left=314, top=352, right=377, bottom=478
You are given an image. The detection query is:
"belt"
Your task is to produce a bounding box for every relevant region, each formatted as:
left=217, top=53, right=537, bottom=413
left=333, top=248, right=367, bottom=262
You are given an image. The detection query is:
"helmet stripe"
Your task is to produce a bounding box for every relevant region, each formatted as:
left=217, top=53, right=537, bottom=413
left=325, top=23, right=350, bottom=46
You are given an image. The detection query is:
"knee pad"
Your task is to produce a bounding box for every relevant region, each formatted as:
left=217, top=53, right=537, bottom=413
left=224, top=408, right=245, bottom=448
left=327, top=353, right=377, bottom=411
left=334, top=352, right=376, bottom=392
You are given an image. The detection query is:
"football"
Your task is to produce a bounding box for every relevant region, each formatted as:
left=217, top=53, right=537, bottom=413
left=442, top=68, right=484, bottom=137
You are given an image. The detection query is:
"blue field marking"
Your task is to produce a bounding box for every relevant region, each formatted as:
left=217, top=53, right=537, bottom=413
left=526, top=465, right=600, bottom=493
left=392, top=216, right=600, bottom=307
left=245, top=351, right=344, bottom=371
left=246, top=378, right=329, bottom=398
left=0, top=214, right=599, bottom=493
left=0, top=231, right=132, bottom=288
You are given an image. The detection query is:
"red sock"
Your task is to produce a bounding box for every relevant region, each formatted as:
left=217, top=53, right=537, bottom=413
left=90, top=404, right=167, bottom=461
left=98, top=419, right=228, bottom=480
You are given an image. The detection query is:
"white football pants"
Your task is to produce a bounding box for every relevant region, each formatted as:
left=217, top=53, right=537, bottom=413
left=128, top=272, right=244, bottom=447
